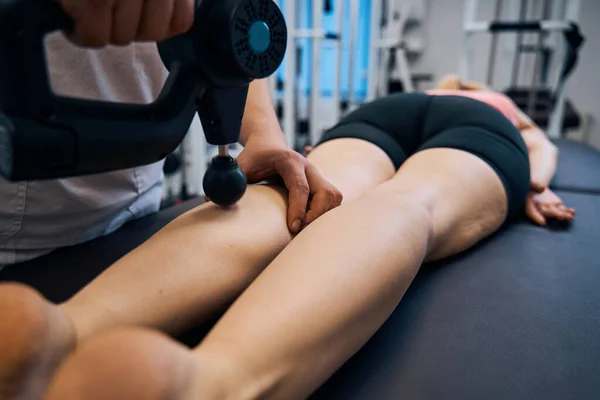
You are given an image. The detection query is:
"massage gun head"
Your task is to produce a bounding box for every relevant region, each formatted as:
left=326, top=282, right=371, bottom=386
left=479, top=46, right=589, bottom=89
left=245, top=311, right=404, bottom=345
left=203, top=155, right=247, bottom=206
left=158, top=0, right=287, bottom=207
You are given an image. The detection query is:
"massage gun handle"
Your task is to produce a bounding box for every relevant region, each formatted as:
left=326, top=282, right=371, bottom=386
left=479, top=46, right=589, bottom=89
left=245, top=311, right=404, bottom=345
left=1, top=0, right=73, bottom=33
left=0, top=0, right=242, bottom=181
left=0, top=0, right=285, bottom=181
left=0, top=0, right=199, bottom=180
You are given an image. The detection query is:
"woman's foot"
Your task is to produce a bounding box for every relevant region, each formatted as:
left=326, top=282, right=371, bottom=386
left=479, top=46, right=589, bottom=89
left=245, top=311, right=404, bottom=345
left=0, top=283, right=76, bottom=400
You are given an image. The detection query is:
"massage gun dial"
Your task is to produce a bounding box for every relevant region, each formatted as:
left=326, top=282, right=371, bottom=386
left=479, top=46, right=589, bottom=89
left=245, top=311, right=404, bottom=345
left=207, top=0, right=287, bottom=80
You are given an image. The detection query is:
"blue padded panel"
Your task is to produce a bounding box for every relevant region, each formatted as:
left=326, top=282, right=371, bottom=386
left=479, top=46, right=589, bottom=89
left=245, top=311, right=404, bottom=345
left=551, top=139, right=600, bottom=193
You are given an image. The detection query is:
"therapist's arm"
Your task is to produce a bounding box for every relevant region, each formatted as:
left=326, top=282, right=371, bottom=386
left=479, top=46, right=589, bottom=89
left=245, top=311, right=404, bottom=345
left=234, top=78, right=343, bottom=234
left=239, top=79, right=286, bottom=147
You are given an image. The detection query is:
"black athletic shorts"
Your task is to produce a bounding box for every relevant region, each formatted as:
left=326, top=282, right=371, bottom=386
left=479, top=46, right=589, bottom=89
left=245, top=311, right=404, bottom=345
left=316, top=93, right=531, bottom=218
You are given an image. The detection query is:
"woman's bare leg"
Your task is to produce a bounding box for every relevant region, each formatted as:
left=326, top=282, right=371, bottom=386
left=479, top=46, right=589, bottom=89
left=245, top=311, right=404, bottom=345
left=45, top=148, right=509, bottom=400
left=0, top=139, right=395, bottom=400
left=63, top=139, right=394, bottom=339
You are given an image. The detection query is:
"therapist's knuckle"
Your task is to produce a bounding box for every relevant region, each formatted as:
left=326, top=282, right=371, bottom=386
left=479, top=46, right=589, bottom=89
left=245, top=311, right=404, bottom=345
left=285, top=149, right=303, bottom=163
left=295, top=179, right=310, bottom=195
left=271, top=151, right=287, bottom=167
left=76, top=29, right=107, bottom=47
left=330, top=187, right=343, bottom=205
left=282, top=155, right=302, bottom=173
left=170, top=0, right=194, bottom=35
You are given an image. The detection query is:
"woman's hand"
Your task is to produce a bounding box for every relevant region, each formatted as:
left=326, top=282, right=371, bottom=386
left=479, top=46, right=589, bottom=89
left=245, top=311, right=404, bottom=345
left=525, top=185, right=575, bottom=226
left=57, top=0, right=195, bottom=47
left=235, top=139, right=343, bottom=234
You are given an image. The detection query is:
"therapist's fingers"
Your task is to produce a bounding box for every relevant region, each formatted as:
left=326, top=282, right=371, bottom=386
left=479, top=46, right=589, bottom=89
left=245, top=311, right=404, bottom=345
left=277, top=161, right=310, bottom=234
left=169, top=0, right=195, bottom=37
left=136, top=0, right=194, bottom=42
left=57, top=0, right=194, bottom=47
left=59, top=0, right=117, bottom=47
left=111, top=0, right=144, bottom=45
left=136, top=0, right=174, bottom=42
left=303, top=164, right=343, bottom=228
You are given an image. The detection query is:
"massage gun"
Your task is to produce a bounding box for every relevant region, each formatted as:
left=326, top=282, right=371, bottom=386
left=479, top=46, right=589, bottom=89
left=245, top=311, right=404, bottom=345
left=0, top=0, right=287, bottom=206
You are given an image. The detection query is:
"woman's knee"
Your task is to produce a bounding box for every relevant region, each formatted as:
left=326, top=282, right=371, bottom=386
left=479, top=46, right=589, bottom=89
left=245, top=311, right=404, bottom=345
left=307, top=139, right=396, bottom=202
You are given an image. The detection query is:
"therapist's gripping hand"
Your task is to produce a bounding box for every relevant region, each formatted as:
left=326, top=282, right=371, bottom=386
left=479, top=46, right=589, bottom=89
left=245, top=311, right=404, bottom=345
left=236, top=138, right=343, bottom=235
left=57, top=0, right=195, bottom=47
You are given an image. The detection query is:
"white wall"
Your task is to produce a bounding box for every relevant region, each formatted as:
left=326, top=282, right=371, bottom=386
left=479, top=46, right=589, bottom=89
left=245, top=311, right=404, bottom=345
left=414, top=0, right=600, bottom=147
left=563, top=0, right=600, bottom=147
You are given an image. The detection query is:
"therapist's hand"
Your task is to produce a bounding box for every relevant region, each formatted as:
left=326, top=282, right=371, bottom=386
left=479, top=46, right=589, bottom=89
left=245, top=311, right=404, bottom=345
left=57, top=0, right=195, bottom=47
left=236, top=138, right=343, bottom=234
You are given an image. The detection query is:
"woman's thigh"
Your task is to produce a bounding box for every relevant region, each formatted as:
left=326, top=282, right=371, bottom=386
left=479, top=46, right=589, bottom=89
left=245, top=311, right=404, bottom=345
left=370, top=147, right=511, bottom=261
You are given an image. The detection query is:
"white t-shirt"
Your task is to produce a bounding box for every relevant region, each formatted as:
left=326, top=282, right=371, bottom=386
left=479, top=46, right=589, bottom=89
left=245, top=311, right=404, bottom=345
left=0, top=33, right=168, bottom=267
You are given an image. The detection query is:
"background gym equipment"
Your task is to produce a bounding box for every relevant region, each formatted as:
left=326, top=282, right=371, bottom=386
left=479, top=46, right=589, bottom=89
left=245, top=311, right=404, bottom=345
left=461, top=0, right=584, bottom=139
left=0, top=0, right=287, bottom=206
left=3, top=137, right=600, bottom=399
left=274, top=0, right=433, bottom=152
left=276, top=0, right=347, bottom=151
left=367, top=0, right=432, bottom=101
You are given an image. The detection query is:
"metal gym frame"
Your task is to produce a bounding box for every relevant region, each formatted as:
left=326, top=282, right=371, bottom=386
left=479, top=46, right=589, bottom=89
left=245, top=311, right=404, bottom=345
left=279, top=0, right=348, bottom=148
left=278, top=0, right=421, bottom=150
left=367, top=0, right=426, bottom=102
left=460, top=0, right=583, bottom=139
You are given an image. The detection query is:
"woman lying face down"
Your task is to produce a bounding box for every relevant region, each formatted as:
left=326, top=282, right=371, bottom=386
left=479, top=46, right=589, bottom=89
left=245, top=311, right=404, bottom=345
left=2, top=75, right=573, bottom=400
left=432, top=74, right=575, bottom=226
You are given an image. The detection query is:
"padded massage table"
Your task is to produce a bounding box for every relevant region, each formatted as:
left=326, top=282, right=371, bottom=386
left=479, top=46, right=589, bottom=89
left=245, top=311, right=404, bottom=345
left=1, top=139, right=599, bottom=399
